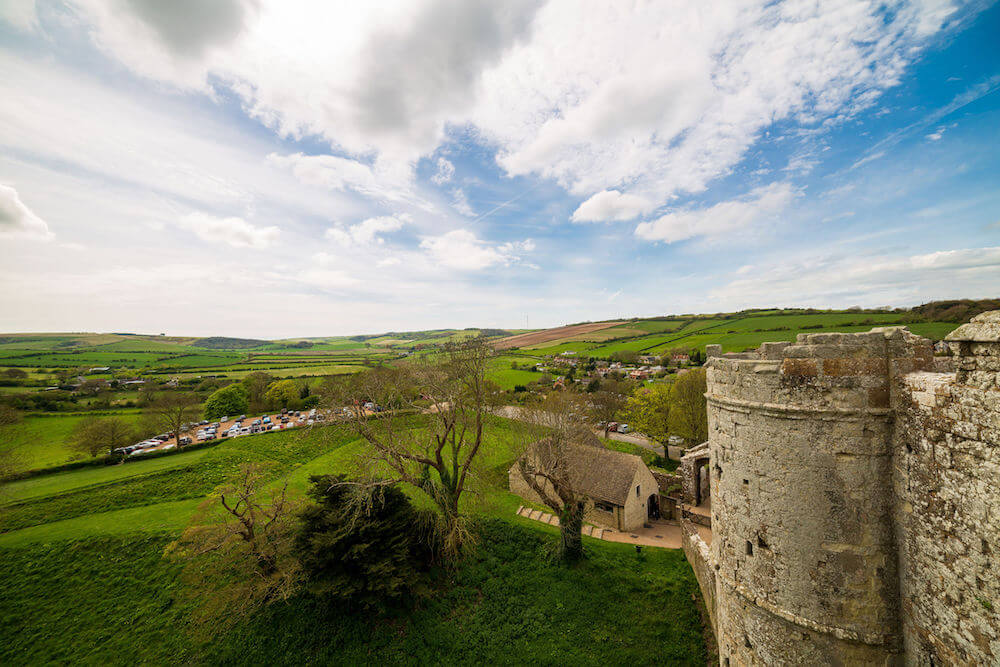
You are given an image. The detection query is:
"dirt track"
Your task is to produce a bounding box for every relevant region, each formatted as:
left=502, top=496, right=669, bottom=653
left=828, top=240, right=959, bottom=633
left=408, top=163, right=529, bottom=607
left=494, top=321, right=622, bottom=350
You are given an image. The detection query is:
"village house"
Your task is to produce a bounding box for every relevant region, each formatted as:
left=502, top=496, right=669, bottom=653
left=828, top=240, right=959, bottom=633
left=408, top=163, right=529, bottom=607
left=509, top=441, right=660, bottom=532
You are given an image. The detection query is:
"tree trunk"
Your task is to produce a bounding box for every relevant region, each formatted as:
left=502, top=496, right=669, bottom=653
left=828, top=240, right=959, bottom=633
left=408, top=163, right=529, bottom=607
left=559, top=502, right=585, bottom=562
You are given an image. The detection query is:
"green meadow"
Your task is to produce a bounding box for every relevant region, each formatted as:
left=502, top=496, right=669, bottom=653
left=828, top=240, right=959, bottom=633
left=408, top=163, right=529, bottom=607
left=0, top=416, right=707, bottom=665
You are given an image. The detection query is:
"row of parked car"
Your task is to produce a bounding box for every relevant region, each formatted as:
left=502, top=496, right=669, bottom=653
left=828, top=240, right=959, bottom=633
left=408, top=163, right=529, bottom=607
left=197, top=408, right=324, bottom=441
left=115, top=433, right=176, bottom=456
left=113, top=408, right=328, bottom=457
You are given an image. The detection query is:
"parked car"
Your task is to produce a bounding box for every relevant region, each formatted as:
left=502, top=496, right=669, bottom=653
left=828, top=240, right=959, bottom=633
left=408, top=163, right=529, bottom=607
left=617, top=423, right=630, bottom=434
left=179, top=436, right=192, bottom=445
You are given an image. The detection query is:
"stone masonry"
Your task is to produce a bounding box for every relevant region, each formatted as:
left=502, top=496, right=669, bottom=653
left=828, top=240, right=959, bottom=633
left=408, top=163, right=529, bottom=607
left=683, top=311, right=999, bottom=665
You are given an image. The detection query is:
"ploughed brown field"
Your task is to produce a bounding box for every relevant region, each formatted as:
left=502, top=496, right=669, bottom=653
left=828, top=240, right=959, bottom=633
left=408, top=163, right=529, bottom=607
left=493, top=321, right=621, bottom=350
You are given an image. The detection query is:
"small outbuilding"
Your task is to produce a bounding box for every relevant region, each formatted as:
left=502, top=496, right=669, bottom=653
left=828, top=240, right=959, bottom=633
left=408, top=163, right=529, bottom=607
left=509, top=438, right=660, bottom=532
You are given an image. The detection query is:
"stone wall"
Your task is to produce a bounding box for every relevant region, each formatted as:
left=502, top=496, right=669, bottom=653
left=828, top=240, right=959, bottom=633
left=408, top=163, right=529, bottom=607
left=620, top=465, right=659, bottom=531
left=684, top=313, right=1000, bottom=666
left=892, top=315, right=1000, bottom=664
left=681, top=519, right=716, bottom=631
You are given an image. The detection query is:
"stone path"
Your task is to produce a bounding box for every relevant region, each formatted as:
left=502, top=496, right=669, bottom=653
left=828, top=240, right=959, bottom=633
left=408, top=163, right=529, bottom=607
left=515, top=506, right=683, bottom=548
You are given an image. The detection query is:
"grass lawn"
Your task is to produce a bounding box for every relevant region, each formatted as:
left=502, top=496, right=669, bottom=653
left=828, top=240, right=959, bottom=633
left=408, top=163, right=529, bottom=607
left=0, top=414, right=709, bottom=664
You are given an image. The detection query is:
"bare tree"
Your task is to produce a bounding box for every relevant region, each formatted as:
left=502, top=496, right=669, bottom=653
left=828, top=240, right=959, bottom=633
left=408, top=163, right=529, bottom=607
left=668, top=368, right=708, bottom=445
left=516, top=392, right=602, bottom=562
left=144, top=392, right=200, bottom=446
left=587, top=379, right=629, bottom=437
left=328, top=338, right=499, bottom=559
left=165, top=463, right=301, bottom=637
left=67, top=415, right=137, bottom=458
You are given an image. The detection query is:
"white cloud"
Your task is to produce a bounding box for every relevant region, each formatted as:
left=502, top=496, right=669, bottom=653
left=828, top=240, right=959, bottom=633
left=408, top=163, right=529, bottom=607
left=475, top=0, right=968, bottom=207
left=325, top=215, right=409, bottom=246
left=432, top=157, right=455, bottom=184
left=450, top=188, right=475, bottom=216
left=571, top=189, right=653, bottom=223
left=851, top=151, right=887, bottom=170
left=926, top=130, right=944, bottom=141
left=178, top=212, right=279, bottom=248
left=712, top=246, right=1000, bottom=308
left=58, top=0, right=974, bottom=213
left=0, top=0, right=38, bottom=31
left=66, top=0, right=540, bottom=166
left=266, top=152, right=418, bottom=205
left=0, top=183, right=53, bottom=240
left=634, top=182, right=797, bottom=244
left=420, top=229, right=531, bottom=271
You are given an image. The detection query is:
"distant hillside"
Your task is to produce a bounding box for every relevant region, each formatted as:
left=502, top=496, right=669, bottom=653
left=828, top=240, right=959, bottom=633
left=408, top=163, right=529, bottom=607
left=191, top=337, right=268, bottom=349
left=904, top=299, right=1000, bottom=323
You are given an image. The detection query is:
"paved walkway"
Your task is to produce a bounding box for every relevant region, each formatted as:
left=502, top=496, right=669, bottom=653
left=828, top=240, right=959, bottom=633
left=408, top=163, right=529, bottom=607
left=515, top=505, right=683, bottom=548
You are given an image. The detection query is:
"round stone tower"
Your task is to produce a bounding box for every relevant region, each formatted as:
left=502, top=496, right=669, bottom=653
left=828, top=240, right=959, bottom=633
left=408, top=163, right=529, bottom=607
left=705, top=329, right=933, bottom=665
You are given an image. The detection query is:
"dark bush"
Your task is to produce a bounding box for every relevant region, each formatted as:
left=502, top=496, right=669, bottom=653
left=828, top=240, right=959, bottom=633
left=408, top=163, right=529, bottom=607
left=295, top=475, right=437, bottom=609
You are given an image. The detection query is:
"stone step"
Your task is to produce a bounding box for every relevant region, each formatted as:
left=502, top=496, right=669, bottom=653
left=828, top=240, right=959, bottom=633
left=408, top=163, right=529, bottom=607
left=547, top=514, right=559, bottom=525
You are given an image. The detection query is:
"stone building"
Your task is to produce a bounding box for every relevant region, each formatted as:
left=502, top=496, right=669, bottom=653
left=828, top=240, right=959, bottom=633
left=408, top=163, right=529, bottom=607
left=680, top=311, right=999, bottom=665
left=509, top=441, right=659, bottom=532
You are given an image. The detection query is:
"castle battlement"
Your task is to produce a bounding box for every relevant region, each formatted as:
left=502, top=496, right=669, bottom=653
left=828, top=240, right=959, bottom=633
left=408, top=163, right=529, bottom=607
left=688, top=311, right=1000, bottom=665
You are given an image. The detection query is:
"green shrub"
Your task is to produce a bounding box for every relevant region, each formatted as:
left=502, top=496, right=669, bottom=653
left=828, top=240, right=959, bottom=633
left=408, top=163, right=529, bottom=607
left=204, top=384, right=249, bottom=420
left=296, top=475, right=436, bottom=609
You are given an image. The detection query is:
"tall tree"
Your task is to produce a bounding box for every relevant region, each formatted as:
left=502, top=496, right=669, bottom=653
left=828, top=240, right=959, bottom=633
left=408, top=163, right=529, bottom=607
left=204, top=383, right=249, bottom=420
left=668, top=368, right=708, bottom=445
left=242, top=372, right=274, bottom=413
left=296, top=474, right=436, bottom=608
left=516, top=392, right=603, bottom=562
left=621, top=382, right=672, bottom=447
left=67, top=415, right=136, bottom=457
left=328, top=338, right=498, bottom=559
left=145, top=392, right=200, bottom=446
left=264, top=379, right=301, bottom=411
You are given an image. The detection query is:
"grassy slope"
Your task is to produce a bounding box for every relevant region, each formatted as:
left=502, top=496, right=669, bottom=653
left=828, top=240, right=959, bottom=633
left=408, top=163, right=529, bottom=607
left=0, top=416, right=707, bottom=664
left=0, top=412, right=145, bottom=473
left=0, top=447, right=212, bottom=505
left=0, top=523, right=705, bottom=666
left=521, top=313, right=960, bottom=357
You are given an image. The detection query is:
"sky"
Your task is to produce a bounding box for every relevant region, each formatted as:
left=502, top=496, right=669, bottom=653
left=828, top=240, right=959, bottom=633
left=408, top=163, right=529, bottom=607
left=0, top=0, right=998, bottom=338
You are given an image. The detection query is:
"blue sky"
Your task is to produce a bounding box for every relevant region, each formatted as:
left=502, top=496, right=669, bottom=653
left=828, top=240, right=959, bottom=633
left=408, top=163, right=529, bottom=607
left=0, top=0, right=998, bottom=337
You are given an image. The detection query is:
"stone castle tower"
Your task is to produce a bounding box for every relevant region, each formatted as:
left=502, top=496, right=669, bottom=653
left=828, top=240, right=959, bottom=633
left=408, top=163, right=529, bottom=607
left=682, top=312, right=1000, bottom=665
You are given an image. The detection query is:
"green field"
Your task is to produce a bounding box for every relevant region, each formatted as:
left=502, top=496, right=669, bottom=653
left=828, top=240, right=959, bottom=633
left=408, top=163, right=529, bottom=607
left=0, top=412, right=145, bottom=473
left=0, top=417, right=707, bottom=664
left=511, top=311, right=960, bottom=357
